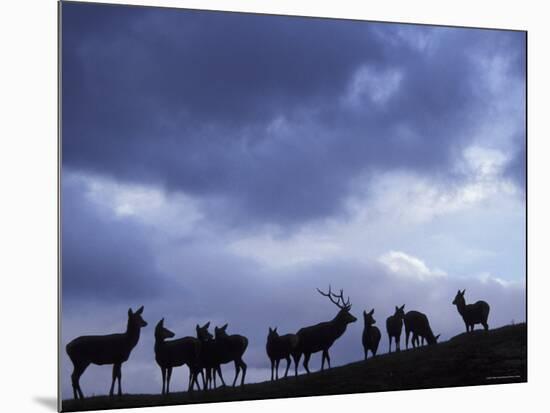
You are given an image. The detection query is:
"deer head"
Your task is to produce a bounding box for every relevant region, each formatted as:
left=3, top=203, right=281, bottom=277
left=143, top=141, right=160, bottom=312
left=268, top=327, right=279, bottom=341
left=317, top=285, right=357, bottom=324
left=452, top=289, right=466, bottom=306
left=363, top=309, right=376, bottom=326
left=214, top=324, right=229, bottom=340
left=394, top=304, right=405, bottom=318
left=196, top=322, right=213, bottom=342
left=155, top=318, right=175, bottom=340
left=128, top=306, right=147, bottom=329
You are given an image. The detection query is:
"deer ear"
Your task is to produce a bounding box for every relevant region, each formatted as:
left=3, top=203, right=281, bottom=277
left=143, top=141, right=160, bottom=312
left=400, top=304, right=405, bottom=310
left=136, top=306, right=144, bottom=315
left=160, top=318, right=164, bottom=325
left=204, top=321, right=210, bottom=329
left=461, top=289, right=466, bottom=295
left=222, top=323, right=228, bottom=331
left=274, top=327, right=277, bottom=333
left=268, top=327, right=272, bottom=333
left=128, top=308, right=133, bottom=316
left=370, top=309, right=375, bottom=315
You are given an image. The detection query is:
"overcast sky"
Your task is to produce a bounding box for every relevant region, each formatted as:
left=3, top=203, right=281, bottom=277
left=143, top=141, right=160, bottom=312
left=61, top=2, right=526, bottom=399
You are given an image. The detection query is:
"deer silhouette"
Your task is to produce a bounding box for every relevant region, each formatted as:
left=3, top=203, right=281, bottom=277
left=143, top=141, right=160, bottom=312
left=404, top=310, right=440, bottom=349
left=214, top=324, right=249, bottom=387
left=66, top=306, right=147, bottom=400
left=266, top=327, right=299, bottom=380
left=452, top=289, right=490, bottom=332
left=362, top=309, right=381, bottom=360
left=294, top=286, right=357, bottom=374
left=195, top=322, right=221, bottom=390
left=154, top=319, right=202, bottom=395
left=386, top=305, right=405, bottom=353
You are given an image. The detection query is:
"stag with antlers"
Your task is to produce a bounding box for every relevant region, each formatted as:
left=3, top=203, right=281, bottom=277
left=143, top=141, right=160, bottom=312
left=294, top=286, right=357, bottom=374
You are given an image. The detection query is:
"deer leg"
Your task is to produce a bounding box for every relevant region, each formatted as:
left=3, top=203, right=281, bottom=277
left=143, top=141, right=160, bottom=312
left=388, top=336, right=392, bottom=354
left=405, top=331, right=410, bottom=349
left=71, top=361, right=88, bottom=400
left=275, top=359, right=280, bottom=380
left=161, top=368, right=166, bottom=395
left=364, top=346, right=368, bottom=361
left=482, top=321, right=489, bottom=331
left=326, top=351, right=331, bottom=369
left=232, top=360, right=241, bottom=387
left=240, top=359, right=247, bottom=386
left=217, top=365, right=226, bottom=387
left=292, top=353, right=301, bottom=377
left=303, top=353, right=311, bottom=374
left=270, top=359, right=274, bottom=381
left=396, top=334, right=401, bottom=352
left=116, top=364, right=122, bottom=396
left=166, top=367, right=173, bottom=394
left=284, top=356, right=291, bottom=378
left=321, top=351, right=326, bottom=371
left=109, top=364, right=117, bottom=397
left=188, top=367, right=194, bottom=392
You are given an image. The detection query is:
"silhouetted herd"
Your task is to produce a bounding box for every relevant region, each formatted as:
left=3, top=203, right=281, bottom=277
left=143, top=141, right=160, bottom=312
left=66, top=287, right=490, bottom=400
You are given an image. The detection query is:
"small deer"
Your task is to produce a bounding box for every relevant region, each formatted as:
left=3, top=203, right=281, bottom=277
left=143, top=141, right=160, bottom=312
left=452, top=289, right=490, bottom=332
left=266, top=327, right=299, bottom=380
left=214, top=324, right=249, bottom=387
left=66, top=306, right=147, bottom=400
left=362, top=309, right=381, bottom=360
left=404, top=310, right=440, bottom=349
left=294, top=286, right=357, bottom=374
left=154, top=319, right=202, bottom=395
left=386, top=305, right=405, bottom=353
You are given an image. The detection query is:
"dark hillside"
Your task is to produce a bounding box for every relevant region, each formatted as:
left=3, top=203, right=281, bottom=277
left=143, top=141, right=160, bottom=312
left=62, top=323, right=526, bottom=412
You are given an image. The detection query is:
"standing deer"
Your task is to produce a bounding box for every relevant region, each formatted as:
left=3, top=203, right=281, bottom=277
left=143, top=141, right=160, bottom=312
left=154, top=319, right=202, bottom=395
left=294, top=286, right=357, bottom=374
left=195, top=322, right=221, bottom=390
left=66, top=306, right=147, bottom=400
left=452, top=289, right=490, bottom=332
left=362, top=309, right=381, bottom=360
left=386, top=305, right=405, bottom=353
left=214, top=324, right=249, bottom=387
left=404, top=310, right=440, bottom=349
left=266, top=327, right=299, bottom=380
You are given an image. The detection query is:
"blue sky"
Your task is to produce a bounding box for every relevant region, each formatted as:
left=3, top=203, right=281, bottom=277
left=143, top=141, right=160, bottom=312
left=61, top=2, right=525, bottom=399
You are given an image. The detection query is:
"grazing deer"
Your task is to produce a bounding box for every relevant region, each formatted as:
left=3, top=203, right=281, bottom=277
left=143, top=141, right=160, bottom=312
left=66, top=306, right=147, bottom=400
left=266, top=327, right=299, bottom=380
left=404, top=310, right=440, bottom=349
left=362, top=309, right=381, bottom=360
left=154, top=319, right=202, bottom=395
left=294, top=286, right=357, bottom=374
left=214, top=324, right=249, bottom=387
left=386, top=305, right=405, bottom=353
left=195, top=322, right=222, bottom=390
left=452, top=289, right=490, bottom=332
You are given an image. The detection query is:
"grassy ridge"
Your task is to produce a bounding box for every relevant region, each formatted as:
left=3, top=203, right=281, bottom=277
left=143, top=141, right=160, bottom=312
left=62, top=323, right=527, bottom=412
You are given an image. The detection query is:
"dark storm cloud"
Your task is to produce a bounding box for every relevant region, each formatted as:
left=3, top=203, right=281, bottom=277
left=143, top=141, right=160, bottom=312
left=61, top=173, right=175, bottom=301
left=62, top=2, right=525, bottom=226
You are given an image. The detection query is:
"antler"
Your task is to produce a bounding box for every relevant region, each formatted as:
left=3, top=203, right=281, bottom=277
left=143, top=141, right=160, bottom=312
left=317, top=285, right=352, bottom=310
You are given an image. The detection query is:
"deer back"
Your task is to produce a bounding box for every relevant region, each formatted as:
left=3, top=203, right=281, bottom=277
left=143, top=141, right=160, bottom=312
left=404, top=310, right=437, bottom=343
left=156, top=336, right=201, bottom=369
left=217, top=334, right=248, bottom=363
left=66, top=306, right=147, bottom=366
left=464, top=301, right=490, bottom=324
